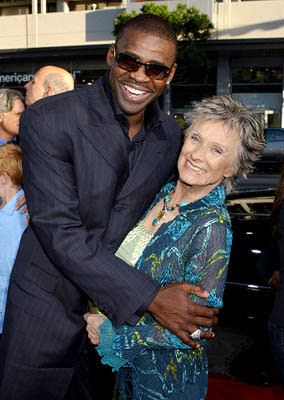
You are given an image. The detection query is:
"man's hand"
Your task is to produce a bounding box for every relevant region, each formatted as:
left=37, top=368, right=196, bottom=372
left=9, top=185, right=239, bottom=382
left=268, top=270, right=280, bottom=290
left=15, top=193, right=29, bottom=225
left=15, top=193, right=27, bottom=214
left=147, top=282, right=219, bottom=348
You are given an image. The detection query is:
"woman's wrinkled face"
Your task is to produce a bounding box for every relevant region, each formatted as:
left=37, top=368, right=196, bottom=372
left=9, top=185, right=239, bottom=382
left=177, top=119, right=239, bottom=196
left=0, top=99, right=25, bottom=139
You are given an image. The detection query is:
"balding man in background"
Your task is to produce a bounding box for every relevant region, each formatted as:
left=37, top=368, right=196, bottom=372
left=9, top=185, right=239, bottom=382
left=0, top=89, right=25, bottom=145
left=14, top=66, right=73, bottom=211
left=25, top=65, right=74, bottom=106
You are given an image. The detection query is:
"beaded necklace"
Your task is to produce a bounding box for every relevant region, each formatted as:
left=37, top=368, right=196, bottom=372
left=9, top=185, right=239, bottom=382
left=152, top=192, right=188, bottom=226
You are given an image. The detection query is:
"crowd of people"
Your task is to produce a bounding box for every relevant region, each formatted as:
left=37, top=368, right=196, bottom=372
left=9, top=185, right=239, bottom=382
left=0, top=12, right=282, bottom=400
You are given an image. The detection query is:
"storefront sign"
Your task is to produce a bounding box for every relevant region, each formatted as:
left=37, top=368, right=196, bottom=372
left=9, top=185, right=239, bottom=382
left=0, top=73, right=33, bottom=84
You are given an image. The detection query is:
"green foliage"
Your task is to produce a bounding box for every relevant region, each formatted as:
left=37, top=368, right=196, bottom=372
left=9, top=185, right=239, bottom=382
left=113, top=3, right=213, bottom=40
left=113, top=10, right=138, bottom=36
left=113, top=3, right=214, bottom=84
left=140, top=3, right=170, bottom=21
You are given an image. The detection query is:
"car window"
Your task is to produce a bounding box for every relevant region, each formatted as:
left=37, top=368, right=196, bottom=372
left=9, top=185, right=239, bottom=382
left=264, top=128, right=284, bottom=142
left=226, top=196, right=274, bottom=219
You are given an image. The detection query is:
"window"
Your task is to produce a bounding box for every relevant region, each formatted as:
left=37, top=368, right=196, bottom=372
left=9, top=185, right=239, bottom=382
left=226, top=196, right=274, bottom=220
left=232, top=67, right=282, bottom=93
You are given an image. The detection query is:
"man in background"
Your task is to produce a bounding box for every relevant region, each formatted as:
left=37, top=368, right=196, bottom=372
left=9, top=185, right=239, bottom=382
left=0, top=89, right=25, bottom=145
left=25, top=65, right=74, bottom=106
left=13, top=66, right=74, bottom=210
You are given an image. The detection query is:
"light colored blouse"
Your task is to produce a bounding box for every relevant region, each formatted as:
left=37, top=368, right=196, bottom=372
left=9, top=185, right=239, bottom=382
left=115, top=221, right=153, bottom=267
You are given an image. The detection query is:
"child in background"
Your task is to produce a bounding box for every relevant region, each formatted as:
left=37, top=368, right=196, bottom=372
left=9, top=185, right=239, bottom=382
left=0, top=143, right=26, bottom=336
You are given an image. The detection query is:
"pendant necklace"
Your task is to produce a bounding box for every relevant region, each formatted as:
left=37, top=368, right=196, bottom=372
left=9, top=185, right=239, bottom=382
left=152, top=192, right=188, bottom=226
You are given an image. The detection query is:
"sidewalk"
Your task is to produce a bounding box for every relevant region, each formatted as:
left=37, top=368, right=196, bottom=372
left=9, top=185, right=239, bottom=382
left=206, top=324, right=284, bottom=399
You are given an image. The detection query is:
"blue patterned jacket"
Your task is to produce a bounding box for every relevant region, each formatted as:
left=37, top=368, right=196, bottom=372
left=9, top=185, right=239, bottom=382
left=97, top=182, right=232, bottom=399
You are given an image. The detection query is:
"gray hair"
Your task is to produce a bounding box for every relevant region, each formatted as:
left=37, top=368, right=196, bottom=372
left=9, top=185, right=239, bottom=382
left=43, top=73, right=73, bottom=95
left=184, top=95, right=265, bottom=193
left=0, top=89, right=24, bottom=113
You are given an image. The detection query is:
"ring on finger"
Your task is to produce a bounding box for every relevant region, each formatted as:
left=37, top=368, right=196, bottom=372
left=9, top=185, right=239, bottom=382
left=190, top=328, right=201, bottom=340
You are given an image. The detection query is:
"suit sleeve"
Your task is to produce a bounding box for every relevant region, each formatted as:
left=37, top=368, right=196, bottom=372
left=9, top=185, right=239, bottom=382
left=20, top=103, right=159, bottom=328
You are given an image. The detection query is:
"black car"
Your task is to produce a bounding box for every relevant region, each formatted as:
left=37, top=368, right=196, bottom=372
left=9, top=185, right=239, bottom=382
left=222, top=173, right=278, bottom=324
left=256, top=128, right=284, bottom=170
left=215, top=173, right=280, bottom=385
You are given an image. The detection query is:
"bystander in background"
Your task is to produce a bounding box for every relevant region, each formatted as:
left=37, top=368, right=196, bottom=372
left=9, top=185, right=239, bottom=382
left=24, top=65, right=74, bottom=106
left=0, top=89, right=25, bottom=145
left=0, top=143, right=26, bottom=339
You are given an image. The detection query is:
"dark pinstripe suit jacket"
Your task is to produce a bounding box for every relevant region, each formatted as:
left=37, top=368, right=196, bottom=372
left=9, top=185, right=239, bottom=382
left=0, top=77, right=182, bottom=399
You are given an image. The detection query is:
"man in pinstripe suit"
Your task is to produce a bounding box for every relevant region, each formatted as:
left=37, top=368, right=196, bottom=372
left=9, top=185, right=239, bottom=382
left=0, top=15, right=218, bottom=400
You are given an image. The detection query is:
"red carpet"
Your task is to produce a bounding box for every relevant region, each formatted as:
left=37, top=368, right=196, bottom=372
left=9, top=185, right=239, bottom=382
left=207, top=375, right=284, bottom=400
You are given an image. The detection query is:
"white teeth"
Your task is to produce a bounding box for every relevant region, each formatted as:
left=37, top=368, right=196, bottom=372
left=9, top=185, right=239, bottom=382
left=187, top=161, right=206, bottom=174
left=124, top=85, right=145, bottom=95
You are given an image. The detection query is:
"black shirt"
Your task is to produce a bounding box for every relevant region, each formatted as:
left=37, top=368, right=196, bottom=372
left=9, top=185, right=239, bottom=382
left=102, top=73, right=164, bottom=174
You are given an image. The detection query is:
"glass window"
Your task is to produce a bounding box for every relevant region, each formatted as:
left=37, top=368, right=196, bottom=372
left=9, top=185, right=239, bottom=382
left=226, top=196, right=274, bottom=220
left=232, top=67, right=283, bottom=93
left=171, top=84, right=216, bottom=110
left=233, top=67, right=282, bottom=84
left=264, top=128, right=284, bottom=142
left=73, top=70, right=105, bottom=88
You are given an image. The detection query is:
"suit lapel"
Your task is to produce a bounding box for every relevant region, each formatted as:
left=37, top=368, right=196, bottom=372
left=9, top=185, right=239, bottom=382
left=77, top=82, right=129, bottom=186
left=76, top=80, right=173, bottom=202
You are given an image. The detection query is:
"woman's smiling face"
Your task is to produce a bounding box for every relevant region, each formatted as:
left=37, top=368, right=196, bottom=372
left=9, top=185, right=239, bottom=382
left=177, top=119, right=240, bottom=196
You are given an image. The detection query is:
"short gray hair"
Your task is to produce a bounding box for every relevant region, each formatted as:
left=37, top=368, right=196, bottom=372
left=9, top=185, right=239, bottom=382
left=184, top=95, right=265, bottom=193
left=43, top=73, right=73, bottom=95
left=0, top=88, right=24, bottom=113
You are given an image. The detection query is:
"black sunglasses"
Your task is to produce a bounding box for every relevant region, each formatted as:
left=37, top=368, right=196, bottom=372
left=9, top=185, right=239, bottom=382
left=114, top=49, right=172, bottom=81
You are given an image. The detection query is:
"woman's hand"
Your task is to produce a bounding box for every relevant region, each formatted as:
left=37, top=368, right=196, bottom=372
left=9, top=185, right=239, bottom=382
left=84, top=312, right=107, bottom=345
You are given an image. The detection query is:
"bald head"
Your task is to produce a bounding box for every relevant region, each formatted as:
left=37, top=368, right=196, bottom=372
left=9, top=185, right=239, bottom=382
left=24, top=65, right=74, bottom=106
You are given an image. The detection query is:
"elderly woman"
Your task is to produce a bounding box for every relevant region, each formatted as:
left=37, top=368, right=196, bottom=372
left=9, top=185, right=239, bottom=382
left=84, top=96, right=265, bottom=400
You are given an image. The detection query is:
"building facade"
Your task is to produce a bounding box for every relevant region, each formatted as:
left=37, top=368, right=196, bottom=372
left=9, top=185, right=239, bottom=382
left=1, top=0, right=284, bottom=127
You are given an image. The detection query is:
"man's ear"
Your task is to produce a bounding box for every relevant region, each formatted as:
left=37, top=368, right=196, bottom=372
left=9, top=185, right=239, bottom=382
left=43, top=85, right=53, bottom=98
left=106, top=44, right=115, bottom=67
left=0, top=112, right=3, bottom=124
left=166, top=63, right=177, bottom=85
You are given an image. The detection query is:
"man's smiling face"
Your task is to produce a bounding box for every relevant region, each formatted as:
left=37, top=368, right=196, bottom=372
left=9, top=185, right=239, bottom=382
left=107, top=27, right=177, bottom=118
